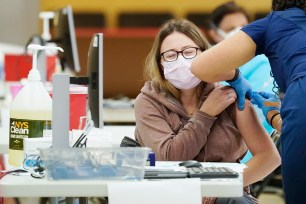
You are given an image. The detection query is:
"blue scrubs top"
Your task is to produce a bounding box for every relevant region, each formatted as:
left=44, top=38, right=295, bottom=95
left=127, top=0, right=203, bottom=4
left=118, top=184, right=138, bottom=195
left=242, top=8, right=306, bottom=203
left=241, top=8, right=306, bottom=93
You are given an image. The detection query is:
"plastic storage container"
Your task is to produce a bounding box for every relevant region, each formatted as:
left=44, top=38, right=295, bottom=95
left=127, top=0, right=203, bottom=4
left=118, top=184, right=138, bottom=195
left=39, top=147, right=150, bottom=180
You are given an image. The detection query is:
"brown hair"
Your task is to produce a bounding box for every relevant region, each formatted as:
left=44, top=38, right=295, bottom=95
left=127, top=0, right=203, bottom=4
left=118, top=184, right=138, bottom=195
left=272, top=0, right=306, bottom=12
left=143, top=19, right=211, bottom=98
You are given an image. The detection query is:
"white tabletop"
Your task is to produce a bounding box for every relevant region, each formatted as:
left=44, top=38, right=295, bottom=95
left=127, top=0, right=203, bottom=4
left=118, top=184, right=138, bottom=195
left=0, top=162, right=244, bottom=198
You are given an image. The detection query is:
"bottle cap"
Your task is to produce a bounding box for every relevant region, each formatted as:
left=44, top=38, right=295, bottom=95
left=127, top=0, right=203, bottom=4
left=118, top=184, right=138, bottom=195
left=148, top=152, right=156, bottom=166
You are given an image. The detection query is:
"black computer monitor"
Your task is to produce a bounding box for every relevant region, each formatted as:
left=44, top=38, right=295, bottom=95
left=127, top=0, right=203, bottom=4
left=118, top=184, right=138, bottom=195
left=52, top=5, right=80, bottom=73
left=87, top=33, right=103, bottom=128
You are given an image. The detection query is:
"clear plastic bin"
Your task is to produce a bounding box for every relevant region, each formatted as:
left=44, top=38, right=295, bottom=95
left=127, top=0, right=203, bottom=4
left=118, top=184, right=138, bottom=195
left=39, top=147, right=151, bottom=180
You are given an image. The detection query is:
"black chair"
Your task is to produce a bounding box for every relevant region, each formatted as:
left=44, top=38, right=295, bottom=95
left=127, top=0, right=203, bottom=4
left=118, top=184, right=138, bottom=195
left=120, top=136, right=141, bottom=147
left=73, top=13, right=105, bottom=28
left=185, top=12, right=211, bottom=29
left=118, top=12, right=173, bottom=27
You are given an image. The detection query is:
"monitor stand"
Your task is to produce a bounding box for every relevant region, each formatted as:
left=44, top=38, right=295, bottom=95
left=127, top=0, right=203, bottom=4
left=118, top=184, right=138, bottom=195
left=52, top=74, right=70, bottom=148
left=52, top=74, right=89, bottom=148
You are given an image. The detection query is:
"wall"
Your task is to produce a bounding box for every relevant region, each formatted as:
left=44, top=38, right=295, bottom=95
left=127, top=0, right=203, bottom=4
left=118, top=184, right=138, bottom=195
left=40, top=0, right=272, bottom=28
left=0, top=0, right=40, bottom=45
left=39, top=0, right=272, bottom=98
left=76, top=28, right=156, bottom=98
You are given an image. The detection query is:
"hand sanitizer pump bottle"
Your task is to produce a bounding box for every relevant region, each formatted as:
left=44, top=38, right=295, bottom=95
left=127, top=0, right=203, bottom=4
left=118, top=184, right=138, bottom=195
left=8, top=44, right=63, bottom=167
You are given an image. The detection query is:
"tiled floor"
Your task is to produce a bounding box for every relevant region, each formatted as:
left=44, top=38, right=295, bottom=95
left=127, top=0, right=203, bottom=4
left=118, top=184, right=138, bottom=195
left=258, top=194, right=285, bottom=204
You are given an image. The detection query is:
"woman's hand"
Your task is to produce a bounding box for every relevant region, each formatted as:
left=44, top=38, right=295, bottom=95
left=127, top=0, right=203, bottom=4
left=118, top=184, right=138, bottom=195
left=200, top=85, right=237, bottom=117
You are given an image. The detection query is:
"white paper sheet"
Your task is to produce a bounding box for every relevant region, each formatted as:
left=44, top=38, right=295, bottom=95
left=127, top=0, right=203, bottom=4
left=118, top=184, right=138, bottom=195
left=108, top=179, right=202, bottom=204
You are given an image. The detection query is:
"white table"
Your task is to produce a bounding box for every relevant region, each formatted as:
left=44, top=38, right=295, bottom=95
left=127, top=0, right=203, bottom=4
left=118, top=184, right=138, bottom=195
left=0, top=112, right=244, bottom=199
left=0, top=124, right=244, bottom=201
left=0, top=162, right=244, bottom=198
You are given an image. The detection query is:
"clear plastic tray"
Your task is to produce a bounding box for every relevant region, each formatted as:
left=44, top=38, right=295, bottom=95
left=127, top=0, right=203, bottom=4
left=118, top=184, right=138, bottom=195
left=39, top=147, right=151, bottom=180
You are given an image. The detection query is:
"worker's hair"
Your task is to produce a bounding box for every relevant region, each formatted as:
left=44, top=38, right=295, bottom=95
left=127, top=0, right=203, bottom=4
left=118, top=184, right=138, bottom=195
left=272, top=0, right=306, bottom=13
left=209, top=1, right=250, bottom=28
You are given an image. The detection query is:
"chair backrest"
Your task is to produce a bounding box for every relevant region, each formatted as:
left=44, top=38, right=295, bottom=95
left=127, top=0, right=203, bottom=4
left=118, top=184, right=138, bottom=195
left=120, top=136, right=141, bottom=147
left=118, top=12, right=173, bottom=27
left=73, top=13, right=106, bottom=28
left=185, top=12, right=211, bottom=29
left=270, top=130, right=281, bottom=153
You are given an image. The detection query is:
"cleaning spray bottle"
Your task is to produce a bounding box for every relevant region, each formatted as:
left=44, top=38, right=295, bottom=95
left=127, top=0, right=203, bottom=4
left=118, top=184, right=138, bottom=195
left=8, top=44, right=63, bottom=167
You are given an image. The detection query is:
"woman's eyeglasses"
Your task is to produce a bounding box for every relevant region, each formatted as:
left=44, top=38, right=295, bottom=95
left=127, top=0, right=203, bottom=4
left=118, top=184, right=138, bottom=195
left=161, top=47, right=201, bottom=62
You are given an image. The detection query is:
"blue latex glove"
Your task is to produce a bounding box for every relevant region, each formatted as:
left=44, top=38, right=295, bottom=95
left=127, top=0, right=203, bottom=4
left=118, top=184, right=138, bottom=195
left=251, top=91, right=281, bottom=118
left=227, top=72, right=253, bottom=110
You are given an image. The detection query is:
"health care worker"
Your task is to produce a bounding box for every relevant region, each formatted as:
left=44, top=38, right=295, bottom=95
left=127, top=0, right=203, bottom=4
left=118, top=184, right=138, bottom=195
left=207, top=1, right=275, bottom=135
left=191, top=0, right=306, bottom=203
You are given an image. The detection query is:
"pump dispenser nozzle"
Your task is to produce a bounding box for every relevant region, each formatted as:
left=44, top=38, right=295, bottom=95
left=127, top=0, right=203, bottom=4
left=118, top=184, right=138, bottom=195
left=39, top=11, right=55, bottom=41
left=27, top=44, right=64, bottom=81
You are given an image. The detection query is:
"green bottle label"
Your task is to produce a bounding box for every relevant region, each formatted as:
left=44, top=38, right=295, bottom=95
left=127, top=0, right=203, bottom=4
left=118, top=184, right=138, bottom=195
left=9, top=118, right=52, bottom=150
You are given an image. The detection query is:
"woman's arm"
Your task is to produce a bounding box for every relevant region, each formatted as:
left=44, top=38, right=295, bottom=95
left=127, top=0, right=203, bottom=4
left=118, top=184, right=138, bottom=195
left=267, top=110, right=282, bottom=133
left=235, top=100, right=281, bottom=187
left=191, top=31, right=256, bottom=82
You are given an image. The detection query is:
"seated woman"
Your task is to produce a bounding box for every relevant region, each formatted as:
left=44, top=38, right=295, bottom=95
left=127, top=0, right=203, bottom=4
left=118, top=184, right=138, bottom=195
left=134, top=19, right=281, bottom=204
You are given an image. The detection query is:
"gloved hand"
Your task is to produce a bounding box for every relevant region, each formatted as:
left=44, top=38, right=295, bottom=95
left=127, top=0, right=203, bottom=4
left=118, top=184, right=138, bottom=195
left=227, top=72, right=253, bottom=110
left=251, top=91, right=281, bottom=118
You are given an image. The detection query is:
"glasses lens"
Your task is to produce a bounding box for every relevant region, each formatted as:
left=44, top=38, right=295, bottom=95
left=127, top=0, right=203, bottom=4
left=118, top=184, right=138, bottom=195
left=163, top=51, right=177, bottom=62
left=182, top=47, right=198, bottom=59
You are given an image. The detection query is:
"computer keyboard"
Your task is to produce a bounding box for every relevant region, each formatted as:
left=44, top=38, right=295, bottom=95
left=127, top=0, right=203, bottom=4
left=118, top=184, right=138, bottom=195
left=187, top=166, right=239, bottom=179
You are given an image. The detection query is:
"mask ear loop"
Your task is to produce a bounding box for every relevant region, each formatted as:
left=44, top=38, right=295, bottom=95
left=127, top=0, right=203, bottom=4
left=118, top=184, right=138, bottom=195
left=209, top=22, right=228, bottom=38
left=225, top=27, right=243, bottom=39
left=216, top=28, right=228, bottom=38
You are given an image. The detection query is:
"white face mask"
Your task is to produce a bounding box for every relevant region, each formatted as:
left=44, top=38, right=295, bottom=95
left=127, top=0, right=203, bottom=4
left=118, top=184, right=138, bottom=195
left=217, top=26, right=242, bottom=39
left=162, top=56, right=201, bottom=90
